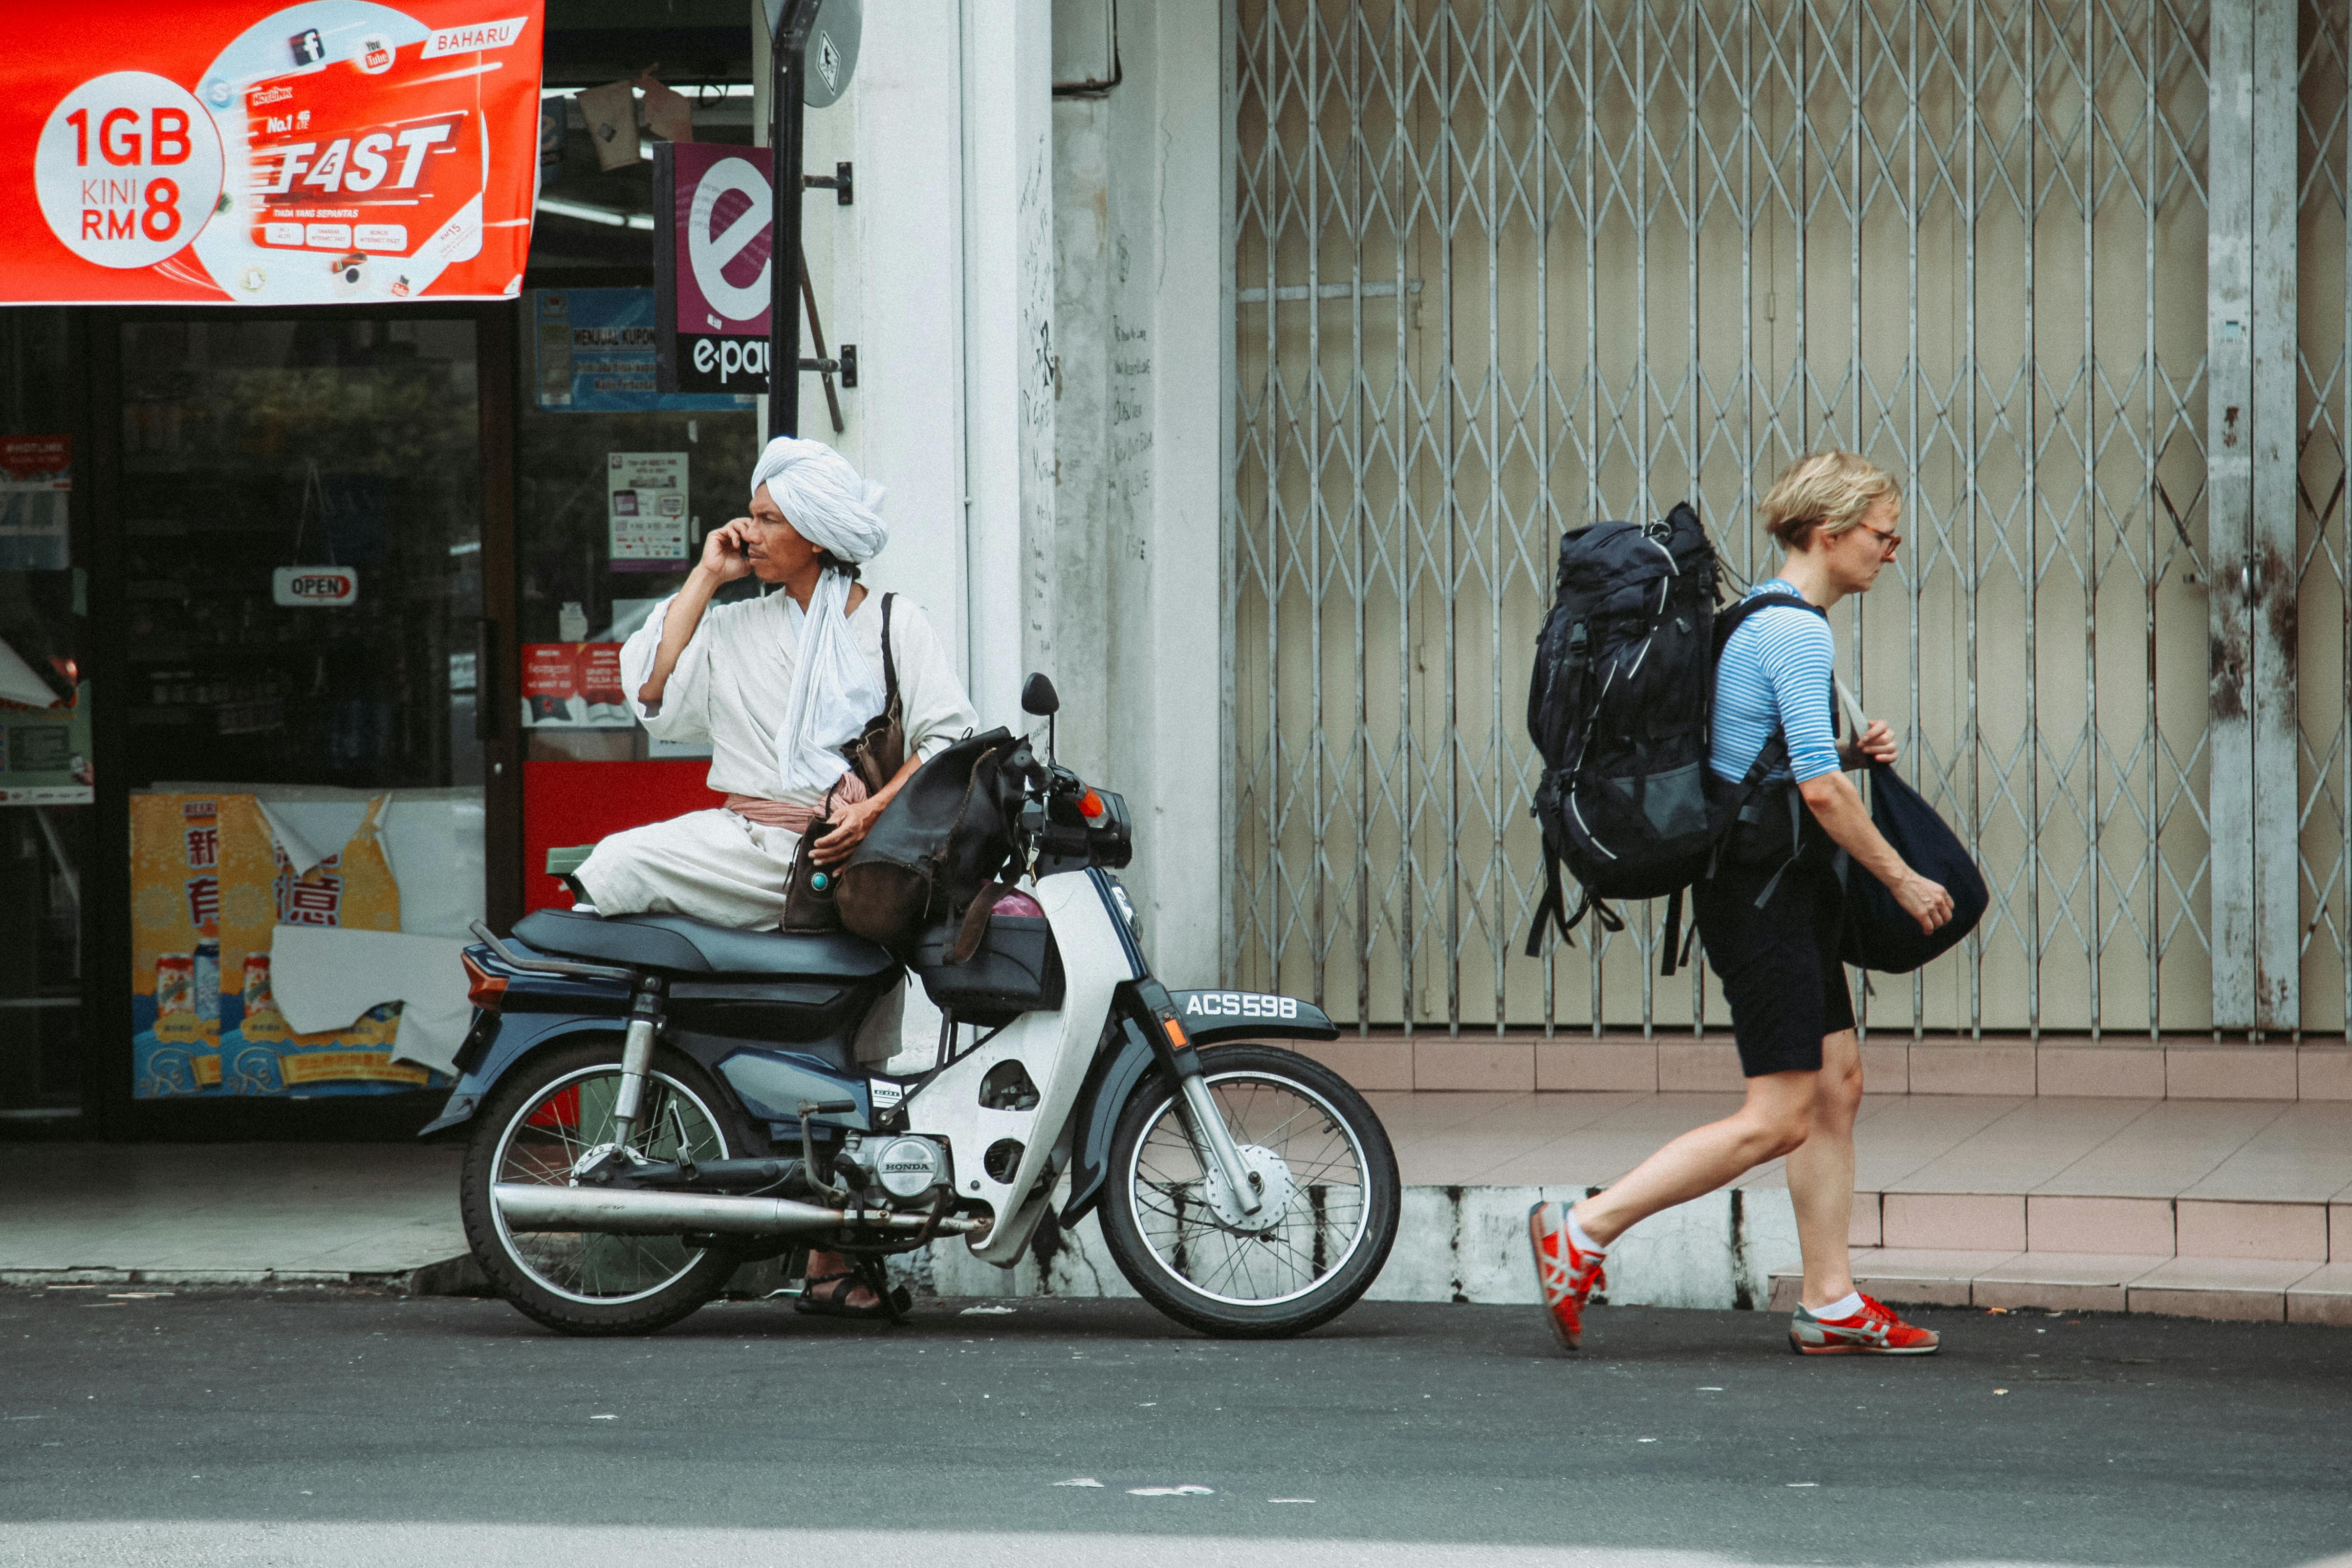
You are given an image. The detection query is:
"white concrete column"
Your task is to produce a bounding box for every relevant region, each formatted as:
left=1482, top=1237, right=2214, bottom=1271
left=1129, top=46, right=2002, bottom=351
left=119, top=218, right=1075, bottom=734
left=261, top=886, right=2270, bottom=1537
left=961, top=0, right=1057, bottom=728
left=1033, top=0, right=1224, bottom=985
left=1129, top=0, right=1227, bottom=988
left=843, top=3, right=968, bottom=675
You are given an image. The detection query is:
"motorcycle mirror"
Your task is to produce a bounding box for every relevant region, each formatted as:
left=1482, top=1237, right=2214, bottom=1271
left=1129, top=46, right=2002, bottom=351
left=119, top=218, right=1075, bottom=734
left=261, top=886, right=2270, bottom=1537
left=1020, top=674, right=1060, bottom=717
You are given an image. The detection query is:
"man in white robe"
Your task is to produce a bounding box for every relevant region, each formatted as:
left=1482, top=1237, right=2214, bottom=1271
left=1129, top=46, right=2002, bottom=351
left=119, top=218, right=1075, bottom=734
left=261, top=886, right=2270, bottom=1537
left=577, top=440, right=978, bottom=928
left=578, top=439, right=978, bottom=1323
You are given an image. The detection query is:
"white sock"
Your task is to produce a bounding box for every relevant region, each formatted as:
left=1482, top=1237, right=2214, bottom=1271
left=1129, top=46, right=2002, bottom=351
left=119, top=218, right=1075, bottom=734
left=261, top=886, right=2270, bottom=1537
left=1564, top=1204, right=1607, bottom=1257
left=1810, top=1289, right=1864, bottom=1321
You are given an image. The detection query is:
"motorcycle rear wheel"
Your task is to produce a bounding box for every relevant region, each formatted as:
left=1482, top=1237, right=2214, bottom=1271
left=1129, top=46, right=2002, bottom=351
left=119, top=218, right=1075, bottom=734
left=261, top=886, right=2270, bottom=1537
left=460, top=1037, right=757, bottom=1337
left=1099, top=1044, right=1400, bottom=1338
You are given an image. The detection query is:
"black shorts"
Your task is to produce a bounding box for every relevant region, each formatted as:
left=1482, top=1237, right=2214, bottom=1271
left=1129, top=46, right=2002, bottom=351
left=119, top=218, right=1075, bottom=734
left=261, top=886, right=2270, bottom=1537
left=1692, top=835, right=1854, bottom=1078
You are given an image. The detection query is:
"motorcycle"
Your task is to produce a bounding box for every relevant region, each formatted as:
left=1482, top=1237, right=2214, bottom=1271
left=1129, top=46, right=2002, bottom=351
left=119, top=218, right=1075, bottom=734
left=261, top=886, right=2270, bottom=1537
left=422, top=674, right=1401, bottom=1338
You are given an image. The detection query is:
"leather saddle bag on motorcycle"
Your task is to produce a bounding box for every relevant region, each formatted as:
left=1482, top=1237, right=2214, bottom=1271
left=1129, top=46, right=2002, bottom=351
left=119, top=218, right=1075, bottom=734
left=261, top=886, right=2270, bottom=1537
left=835, top=726, right=1025, bottom=955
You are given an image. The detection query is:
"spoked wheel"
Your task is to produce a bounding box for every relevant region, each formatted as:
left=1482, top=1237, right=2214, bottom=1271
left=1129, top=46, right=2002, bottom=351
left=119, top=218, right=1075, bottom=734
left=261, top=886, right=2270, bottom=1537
left=1099, top=1044, right=1399, bottom=1338
left=459, top=1038, right=756, bottom=1336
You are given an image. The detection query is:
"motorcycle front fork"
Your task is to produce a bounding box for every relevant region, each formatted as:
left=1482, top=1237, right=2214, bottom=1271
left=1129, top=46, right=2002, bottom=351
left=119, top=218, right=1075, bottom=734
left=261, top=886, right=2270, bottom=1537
left=1177, top=1073, right=1265, bottom=1217
left=590, top=980, right=667, bottom=1174
left=1130, top=980, right=1263, bottom=1218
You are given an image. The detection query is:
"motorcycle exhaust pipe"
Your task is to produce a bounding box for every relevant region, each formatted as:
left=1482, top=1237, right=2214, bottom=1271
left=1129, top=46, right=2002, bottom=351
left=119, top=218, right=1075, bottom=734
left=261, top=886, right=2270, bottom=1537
left=492, top=1183, right=989, bottom=1238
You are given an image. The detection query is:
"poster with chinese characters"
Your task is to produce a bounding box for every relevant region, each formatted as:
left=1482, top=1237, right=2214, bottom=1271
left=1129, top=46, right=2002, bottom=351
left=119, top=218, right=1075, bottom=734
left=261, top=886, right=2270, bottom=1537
left=130, top=791, right=438, bottom=1098
left=606, top=451, right=690, bottom=567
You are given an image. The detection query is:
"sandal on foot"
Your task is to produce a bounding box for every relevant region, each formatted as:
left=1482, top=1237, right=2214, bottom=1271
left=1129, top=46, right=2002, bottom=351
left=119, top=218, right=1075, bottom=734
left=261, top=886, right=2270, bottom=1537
left=794, top=1272, right=894, bottom=1321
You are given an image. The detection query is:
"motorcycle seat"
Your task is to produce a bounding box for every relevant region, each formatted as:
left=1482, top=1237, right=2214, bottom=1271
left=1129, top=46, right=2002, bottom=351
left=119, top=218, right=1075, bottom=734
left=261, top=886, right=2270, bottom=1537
left=513, top=908, right=899, bottom=981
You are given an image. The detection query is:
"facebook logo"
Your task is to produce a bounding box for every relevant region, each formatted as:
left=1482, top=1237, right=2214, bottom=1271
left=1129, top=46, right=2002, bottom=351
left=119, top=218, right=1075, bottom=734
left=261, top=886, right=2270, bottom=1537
left=288, top=28, right=325, bottom=66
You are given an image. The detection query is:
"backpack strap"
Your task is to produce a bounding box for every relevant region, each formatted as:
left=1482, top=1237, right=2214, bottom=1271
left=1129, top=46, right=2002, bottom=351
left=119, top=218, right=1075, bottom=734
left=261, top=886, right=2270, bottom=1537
left=1708, top=588, right=1821, bottom=658
left=880, top=591, right=901, bottom=714
left=1664, top=731, right=1783, bottom=978
left=1523, top=855, right=1623, bottom=958
left=1704, top=589, right=1830, bottom=906
left=1524, top=857, right=1568, bottom=958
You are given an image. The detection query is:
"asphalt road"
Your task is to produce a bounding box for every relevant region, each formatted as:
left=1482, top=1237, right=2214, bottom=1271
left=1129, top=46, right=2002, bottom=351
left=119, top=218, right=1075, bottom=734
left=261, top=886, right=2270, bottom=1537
left=0, top=1285, right=2345, bottom=1568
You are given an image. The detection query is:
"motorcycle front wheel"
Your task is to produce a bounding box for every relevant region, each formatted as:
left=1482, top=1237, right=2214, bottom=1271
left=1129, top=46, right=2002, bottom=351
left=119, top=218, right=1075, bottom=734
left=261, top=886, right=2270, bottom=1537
left=1099, top=1044, right=1399, bottom=1338
left=459, top=1037, right=757, bottom=1337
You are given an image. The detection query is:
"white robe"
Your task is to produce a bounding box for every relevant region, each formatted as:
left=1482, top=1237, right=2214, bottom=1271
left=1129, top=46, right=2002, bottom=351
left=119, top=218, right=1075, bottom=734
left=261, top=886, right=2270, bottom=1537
left=574, top=588, right=978, bottom=931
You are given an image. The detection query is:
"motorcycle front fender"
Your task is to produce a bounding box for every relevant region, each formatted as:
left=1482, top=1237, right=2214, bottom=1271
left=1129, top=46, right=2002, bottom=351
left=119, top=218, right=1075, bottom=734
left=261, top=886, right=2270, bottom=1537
left=1056, top=987, right=1338, bottom=1228
left=415, top=1012, right=631, bottom=1138
left=1057, top=1017, right=1158, bottom=1228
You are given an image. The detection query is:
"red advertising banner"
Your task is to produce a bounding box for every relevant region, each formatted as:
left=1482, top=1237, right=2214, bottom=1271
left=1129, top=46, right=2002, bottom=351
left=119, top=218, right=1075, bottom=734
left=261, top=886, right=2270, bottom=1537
left=0, top=2, right=544, bottom=305
left=653, top=141, right=774, bottom=395
left=520, top=642, right=631, bottom=728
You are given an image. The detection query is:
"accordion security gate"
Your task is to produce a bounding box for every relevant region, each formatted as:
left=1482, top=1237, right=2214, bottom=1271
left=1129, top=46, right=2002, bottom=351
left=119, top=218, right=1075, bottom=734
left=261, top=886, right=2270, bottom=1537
left=1228, top=0, right=2352, bottom=1038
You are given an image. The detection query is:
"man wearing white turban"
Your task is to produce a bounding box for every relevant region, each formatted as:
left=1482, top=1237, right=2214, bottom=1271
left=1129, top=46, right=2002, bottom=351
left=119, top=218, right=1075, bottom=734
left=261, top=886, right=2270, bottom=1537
left=576, top=436, right=979, bottom=929
left=578, top=437, right=980, bottom=1321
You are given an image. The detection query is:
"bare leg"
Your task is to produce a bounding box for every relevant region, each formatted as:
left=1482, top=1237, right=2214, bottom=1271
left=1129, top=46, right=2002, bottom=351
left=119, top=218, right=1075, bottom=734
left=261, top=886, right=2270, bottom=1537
left=1784, top=1026, right=1864, bottom=1309
left=1573, top=1071, right=1819, bottom=1247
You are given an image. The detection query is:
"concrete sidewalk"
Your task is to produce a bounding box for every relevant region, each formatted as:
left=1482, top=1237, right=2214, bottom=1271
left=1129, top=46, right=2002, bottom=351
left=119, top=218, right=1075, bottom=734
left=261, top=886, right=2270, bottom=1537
left=5, top=1090, right=2347, bottom=1322
left=0, top=1142, right=472, bottom=1292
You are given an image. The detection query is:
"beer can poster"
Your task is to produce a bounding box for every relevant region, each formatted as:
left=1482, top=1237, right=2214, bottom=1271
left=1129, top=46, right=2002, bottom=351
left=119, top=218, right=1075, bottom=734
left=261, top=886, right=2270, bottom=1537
left=0, top=2, right=545, bottom=305
left=129, top=792, right=440, bottom=1099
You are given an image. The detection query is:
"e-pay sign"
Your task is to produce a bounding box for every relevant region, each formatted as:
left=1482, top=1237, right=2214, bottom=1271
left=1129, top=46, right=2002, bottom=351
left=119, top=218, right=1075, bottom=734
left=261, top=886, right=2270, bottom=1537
left=653, top=142, right=776, bottom=395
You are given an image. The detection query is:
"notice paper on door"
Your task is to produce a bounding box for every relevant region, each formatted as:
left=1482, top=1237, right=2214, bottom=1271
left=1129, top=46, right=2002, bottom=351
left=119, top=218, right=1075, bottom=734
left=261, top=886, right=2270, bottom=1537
left=0, top=436, right=69, bottom=571
left=607, top=451, right=689, bottom=566
left=520, top=642, right=632, bottom=728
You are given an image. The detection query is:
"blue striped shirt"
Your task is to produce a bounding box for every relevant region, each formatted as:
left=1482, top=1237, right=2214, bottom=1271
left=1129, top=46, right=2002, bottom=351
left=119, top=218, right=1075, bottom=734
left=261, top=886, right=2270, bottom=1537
left=1709, top=579, right=1841, bottom=784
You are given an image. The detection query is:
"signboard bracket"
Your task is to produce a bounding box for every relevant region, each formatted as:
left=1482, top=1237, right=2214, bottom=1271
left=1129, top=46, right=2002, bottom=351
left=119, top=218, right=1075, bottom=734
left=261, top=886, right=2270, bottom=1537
left=804, top=161, right=853, bottom=205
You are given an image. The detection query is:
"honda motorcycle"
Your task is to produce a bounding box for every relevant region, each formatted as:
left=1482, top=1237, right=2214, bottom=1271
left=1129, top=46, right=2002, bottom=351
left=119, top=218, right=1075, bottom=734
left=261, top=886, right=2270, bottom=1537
left=423, top=675, right=1400, bottom=1338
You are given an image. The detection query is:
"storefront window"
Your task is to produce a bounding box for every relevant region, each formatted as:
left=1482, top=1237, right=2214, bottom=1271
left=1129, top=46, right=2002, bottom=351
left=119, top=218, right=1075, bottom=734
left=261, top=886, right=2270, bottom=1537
left=512, top=286, right=759, bottom=912
left=517, top=288, right=761, bottom=761
left=119, top=316, right=484, bottom=1103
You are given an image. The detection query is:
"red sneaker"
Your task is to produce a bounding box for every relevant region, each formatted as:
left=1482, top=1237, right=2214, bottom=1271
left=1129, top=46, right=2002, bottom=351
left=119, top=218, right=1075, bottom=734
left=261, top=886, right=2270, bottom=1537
left=1787, top=1292, right=1941, bottom=1355
left=1526, top=1200, right=1606, bottom=1352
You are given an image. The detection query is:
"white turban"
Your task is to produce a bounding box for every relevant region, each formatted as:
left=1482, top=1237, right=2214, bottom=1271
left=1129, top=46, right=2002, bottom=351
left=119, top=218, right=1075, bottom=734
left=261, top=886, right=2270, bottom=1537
left=749, top=436, right=888, bottom=563
left=748, top=437, right=889, bottom=796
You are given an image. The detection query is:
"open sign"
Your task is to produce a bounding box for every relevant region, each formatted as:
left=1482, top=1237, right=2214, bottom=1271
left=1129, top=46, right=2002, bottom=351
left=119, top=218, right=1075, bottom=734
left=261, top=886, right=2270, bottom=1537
left=272, top=566, right=359, bottom=607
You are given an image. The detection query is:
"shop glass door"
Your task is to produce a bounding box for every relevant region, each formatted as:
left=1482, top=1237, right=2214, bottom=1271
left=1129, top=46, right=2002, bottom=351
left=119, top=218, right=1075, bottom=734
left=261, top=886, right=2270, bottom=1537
left=0, top=309, right=87, bottom=1121
left=118, top=315, right=483, bottom=1103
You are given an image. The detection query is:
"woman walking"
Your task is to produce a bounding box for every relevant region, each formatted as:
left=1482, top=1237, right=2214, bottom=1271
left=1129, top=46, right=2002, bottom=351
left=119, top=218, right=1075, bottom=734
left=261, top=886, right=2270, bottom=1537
left=1528, top=452, right=1954, bottom=1356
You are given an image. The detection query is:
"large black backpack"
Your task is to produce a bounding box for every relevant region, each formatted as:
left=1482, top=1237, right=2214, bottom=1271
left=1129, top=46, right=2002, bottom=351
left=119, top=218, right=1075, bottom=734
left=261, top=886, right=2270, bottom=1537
left=1524, top=503, right=1812, bottom=973
left=837, top=727, right=1027, bottom=958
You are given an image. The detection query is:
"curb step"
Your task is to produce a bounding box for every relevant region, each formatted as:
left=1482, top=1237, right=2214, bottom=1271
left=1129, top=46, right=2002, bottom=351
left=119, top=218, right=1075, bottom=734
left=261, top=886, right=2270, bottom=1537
left=16, top=1187, right=2339, bottom=1328
left=0, top=1256, right=489, bottom=1297
left=1771, top=1251, right=2352, bottom=1327
left=911, top=1184, right=2352, bottom=1328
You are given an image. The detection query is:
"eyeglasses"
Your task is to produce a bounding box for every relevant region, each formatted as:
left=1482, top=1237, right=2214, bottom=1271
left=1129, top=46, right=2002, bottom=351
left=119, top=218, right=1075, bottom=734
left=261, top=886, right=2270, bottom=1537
left=1855, top=521, right=1902, bottom=555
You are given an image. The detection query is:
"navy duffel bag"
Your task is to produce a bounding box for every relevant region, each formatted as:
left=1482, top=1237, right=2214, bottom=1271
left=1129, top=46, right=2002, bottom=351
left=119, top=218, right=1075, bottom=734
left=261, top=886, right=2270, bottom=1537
left=1835, top=762, right=1987, bottom=973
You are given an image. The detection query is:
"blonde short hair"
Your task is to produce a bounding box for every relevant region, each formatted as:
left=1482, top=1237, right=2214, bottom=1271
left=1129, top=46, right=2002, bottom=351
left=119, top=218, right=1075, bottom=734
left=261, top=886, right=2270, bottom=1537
left=1759, top=451, right=1898, bottom=551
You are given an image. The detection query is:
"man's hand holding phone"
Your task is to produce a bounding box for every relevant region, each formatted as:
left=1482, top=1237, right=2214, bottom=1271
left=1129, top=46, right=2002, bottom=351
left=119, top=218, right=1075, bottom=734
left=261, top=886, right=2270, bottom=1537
left=697, top=517, right=757, bottom=583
